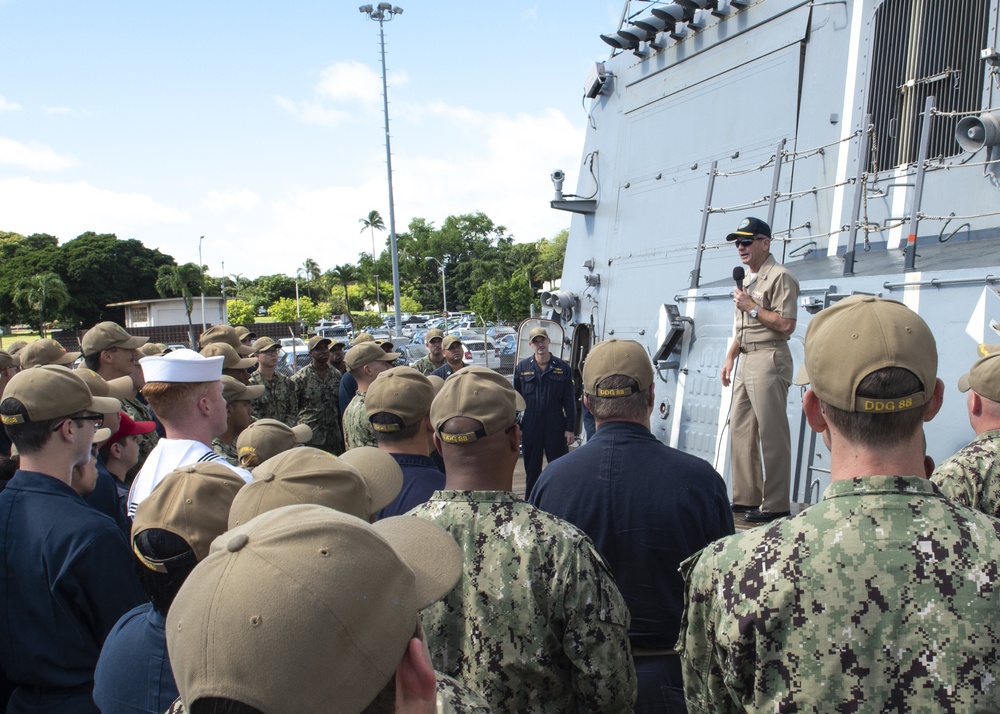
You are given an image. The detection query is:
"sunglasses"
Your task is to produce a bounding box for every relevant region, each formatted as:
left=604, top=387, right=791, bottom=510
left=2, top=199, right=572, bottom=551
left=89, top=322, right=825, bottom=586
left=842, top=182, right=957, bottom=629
left=734, top=237, right=758, bottom=247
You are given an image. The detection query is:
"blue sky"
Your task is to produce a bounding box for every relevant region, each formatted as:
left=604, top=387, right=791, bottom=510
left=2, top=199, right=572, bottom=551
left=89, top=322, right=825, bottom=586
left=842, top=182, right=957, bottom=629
left=0, top=1, right=623, bottom=279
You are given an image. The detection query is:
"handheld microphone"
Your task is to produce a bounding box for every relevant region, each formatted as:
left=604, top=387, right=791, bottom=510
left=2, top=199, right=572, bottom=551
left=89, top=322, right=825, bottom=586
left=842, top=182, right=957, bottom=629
left=733, top=266, right=745, bottom=292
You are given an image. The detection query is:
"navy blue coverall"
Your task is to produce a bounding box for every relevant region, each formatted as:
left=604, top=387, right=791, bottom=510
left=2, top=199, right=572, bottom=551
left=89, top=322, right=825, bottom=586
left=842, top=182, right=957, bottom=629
left=513, top=354, right=575, bottom=498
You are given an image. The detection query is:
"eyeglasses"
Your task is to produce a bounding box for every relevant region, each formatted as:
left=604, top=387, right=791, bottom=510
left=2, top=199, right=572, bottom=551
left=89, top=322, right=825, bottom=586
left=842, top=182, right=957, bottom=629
left=51, top=413, right=104, bottom=432
left=735, top=237, right=758, bottom=247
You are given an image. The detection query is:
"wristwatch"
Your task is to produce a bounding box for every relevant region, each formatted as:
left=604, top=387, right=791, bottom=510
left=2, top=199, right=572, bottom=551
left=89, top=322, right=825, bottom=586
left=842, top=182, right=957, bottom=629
left=749, top=304, right=760, bottom=319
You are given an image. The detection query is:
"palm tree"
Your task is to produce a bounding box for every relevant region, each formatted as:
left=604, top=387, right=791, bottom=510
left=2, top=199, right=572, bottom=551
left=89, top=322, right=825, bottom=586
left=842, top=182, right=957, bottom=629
left=12, top=272, right=70, bottom=338
left=155, top=263, right=203, bottom=348
left=327, top=264, right=358, bottom=330
left=359, top=210, right=385, bottom=264
left=301, top=258, right=320, bottom=299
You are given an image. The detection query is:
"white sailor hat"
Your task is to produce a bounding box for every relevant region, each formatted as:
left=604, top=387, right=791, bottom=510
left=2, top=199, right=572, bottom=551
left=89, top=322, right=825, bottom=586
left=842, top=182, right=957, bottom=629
left=140, top=348, right=224, bottom=383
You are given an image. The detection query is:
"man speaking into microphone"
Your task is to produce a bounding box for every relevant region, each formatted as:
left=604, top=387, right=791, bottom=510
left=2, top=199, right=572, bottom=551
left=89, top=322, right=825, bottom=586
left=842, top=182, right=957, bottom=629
left=720, top=217, right=800, bottom=522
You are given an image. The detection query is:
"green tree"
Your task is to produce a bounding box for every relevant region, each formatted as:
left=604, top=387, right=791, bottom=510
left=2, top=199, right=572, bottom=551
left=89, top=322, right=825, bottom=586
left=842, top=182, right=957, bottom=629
left=0, top=233, right=62, bottom=325
left=327, top=265, right=360, bottom=327
left=300, top=258, right=320, bottom=299
left=242, top=274, right=297, bottom=314
left=155, top=262, right=203, bottom=348
left=268, top=296, right=323, bottom=325
left=227, top=300, right=257, bottom=326
left=350, top=311, right=385, bottom=331
left=12, top=272, right=70, bottom=337
left=469, top=273, right=536, bottom=324
left=60, top=232, right=173, bottom=326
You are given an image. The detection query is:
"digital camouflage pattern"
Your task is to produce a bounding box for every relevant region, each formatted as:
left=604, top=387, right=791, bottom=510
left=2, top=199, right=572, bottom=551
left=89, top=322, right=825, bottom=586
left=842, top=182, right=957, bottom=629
left=412, top=354, right=445, bottom=376
left=410, top=490, right=636, bottom=714
left=122, top=396, right=159, bottom=480
left=211, top=437, right=239, bottom=467
left=436, top=672, right=493, bottom=714
left=342, top=391, right=377, bottom=450
left=164, top=674, right=492, bottom=714
left=930, top=428, right=1000, bottom=518
left=678, top=475, right=1000, bottom=713
left=291, top=364, right=343, bottom=455
left=248, top=370, right=298, bottom=427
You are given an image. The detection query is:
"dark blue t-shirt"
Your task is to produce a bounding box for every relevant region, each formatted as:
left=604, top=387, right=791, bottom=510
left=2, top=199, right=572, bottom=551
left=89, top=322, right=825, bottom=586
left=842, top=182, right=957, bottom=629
left=94, top=604, right=177, bottom=714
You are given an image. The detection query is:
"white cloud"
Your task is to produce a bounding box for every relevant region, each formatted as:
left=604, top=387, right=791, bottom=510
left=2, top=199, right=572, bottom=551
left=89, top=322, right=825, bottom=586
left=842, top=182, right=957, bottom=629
left=0, top=177, right=187, bottom=240
left=0, top=95, right=21, bottom=112
left=202, top=189, right=262, bottom=212
left=0, top=137, right=76, bottom=171
left=276, top=61, right=410, bottom=128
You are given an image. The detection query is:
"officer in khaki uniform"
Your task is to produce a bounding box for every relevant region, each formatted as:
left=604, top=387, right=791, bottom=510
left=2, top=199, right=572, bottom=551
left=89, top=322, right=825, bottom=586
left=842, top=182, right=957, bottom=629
left=680, top=295, right=1000, bottom=711
left=720, top=217, right=799, bottom=522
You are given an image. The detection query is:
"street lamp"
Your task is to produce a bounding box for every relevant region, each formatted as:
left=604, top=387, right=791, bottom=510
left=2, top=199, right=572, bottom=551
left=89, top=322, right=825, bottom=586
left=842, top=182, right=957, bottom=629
left=425, top=256, right=447, bottom=315
left=360, top=3, right=404, bottom=336
left=198, top=235, right=206, bottom=334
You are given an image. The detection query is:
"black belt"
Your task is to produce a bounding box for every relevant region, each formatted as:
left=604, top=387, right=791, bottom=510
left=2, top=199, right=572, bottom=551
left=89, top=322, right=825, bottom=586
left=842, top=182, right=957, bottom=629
left=740, top=340, right=786, bottom=353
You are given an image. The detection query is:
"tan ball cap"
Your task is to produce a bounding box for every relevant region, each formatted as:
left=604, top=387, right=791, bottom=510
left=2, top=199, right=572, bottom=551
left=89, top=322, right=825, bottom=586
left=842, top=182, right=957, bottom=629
left=166, top=504, right=462, bottom=714
left=1, top=365, right=120, bottom=424
left=430, top=365, right=525, bottom=444
left=795, top=295, right=937, bottom=413
left=345, top=342, right=399, bottom=371
left=441, top=335, right=462, bottom=350
left=528, top=327, right=549, bottom=342
left=19, top=339, right=81, bottom=369
left=424, top=329, right=445, bottom=342
left=583, top=339, right=654, bottom=397
left=365, top=367, right=435, bottom=431
left=228, top=446, right=402, bottom=527
left=200, top=324, right=254, bottom=356
left=132, top=462, right=247, bottom=566
left=81, top=321, right=148, bottom=356
left=251, top=336, right=278, bottom=354
left=74, top=367, right=136, bottom=402
left=220, top=375, right=265, bottom=403
left=236, top=419, right=313, bottom=467
left=200, top=343, right=256, bottom=371
left=958, top=351, right=1000, bottom=402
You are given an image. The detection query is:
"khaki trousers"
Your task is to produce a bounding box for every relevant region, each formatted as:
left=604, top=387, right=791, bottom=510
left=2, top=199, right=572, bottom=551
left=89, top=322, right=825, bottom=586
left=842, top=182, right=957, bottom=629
left=730, top=343, right=792, bottom=512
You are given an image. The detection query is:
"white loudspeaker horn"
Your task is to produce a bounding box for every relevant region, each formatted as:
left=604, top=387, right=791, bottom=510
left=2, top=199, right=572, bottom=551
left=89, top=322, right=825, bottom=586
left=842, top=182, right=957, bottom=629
left=955, top=112, right=1000, bottom=153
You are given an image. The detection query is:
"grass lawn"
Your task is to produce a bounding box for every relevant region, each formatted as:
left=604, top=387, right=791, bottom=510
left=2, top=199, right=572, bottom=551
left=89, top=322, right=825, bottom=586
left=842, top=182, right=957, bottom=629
left=1, top=334, right=39, bottom=350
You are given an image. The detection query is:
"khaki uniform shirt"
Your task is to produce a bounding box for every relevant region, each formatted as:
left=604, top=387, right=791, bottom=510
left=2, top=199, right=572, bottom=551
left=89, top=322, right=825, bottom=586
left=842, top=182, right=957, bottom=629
left=931, top=428, right=1000, bottom=517
left=342, top=391, right=378, bottom=451
left=291, top=364, right=343, bottom=455
left=734, top=254, right=799, bottom=344
left=678, top=475, right=1000, bottom=712
left=411, top=490, right=636, bottom=714
left=248, top=370, right=298, bottom=427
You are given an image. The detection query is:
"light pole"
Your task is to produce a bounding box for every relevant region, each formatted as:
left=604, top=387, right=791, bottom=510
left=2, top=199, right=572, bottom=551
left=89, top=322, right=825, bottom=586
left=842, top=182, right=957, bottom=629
left=373, top=273, right=381, bottom=316
left=198, top=235, right=206, bottom=334
left=425, top=256, right=446, bottom=315
left=360, top=3, right=404, bottom=336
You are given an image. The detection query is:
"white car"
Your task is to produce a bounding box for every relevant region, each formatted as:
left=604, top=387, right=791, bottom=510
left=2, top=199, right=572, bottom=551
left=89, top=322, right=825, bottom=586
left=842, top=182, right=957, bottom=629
left=459, top=338, right=500, bottom=370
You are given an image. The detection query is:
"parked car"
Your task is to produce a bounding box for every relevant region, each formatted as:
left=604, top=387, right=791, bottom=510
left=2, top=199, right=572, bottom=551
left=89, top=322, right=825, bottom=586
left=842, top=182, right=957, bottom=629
left=275, top=349, right=312, bottom=376
left=498, top=334, right=518, bottom=372
left=487, top=325, right=515, bottom=340
left=462, top=338, right=499, bottom=369
left=280, top=337, right=307, bottom=351
left=395, top=343, right=430, bottom=367
left=317, top=325, right=352, bottom=341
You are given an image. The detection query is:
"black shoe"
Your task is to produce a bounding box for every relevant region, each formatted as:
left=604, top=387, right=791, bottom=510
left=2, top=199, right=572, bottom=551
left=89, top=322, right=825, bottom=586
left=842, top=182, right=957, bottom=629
left=730, top=503, right=757, bottom=513
left=743, top=509, right=790, bottom=523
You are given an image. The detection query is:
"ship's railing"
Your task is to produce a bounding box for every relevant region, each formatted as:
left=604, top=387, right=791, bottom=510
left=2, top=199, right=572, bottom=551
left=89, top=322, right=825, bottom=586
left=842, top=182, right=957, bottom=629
left=689, top=96, right=1000, bottom=284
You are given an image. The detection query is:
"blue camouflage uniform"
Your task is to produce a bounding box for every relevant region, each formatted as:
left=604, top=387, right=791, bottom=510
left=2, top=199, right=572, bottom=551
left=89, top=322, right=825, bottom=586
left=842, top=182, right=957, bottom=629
left=513, top=355, right=575, bottom=498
